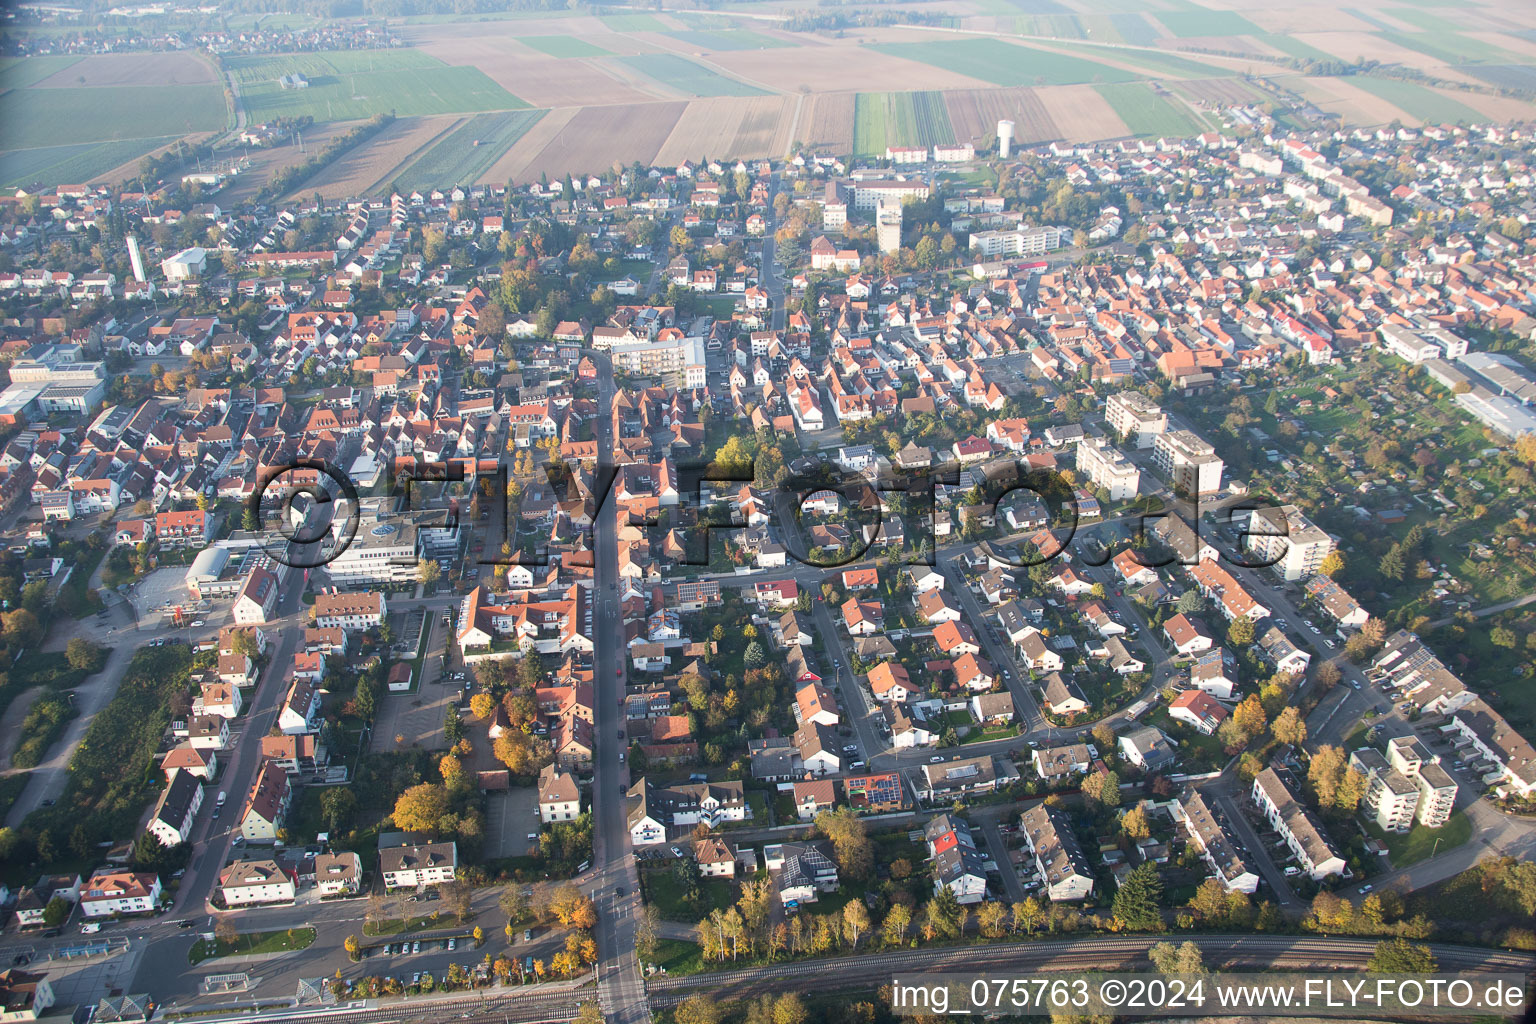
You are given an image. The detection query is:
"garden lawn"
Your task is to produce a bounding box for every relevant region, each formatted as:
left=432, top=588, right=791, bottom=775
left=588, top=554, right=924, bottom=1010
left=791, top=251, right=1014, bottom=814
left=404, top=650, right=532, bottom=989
left=189, top=927, right=316, bottom=965
left=1367, top=811, right=1473, bottom=868
left=642, top=866, right=736, bottom=921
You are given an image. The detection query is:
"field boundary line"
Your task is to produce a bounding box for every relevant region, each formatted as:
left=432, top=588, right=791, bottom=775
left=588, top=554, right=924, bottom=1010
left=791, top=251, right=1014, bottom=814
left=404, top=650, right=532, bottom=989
left=785, top=93, right=804, bottom=157
left=362, top=115, right=468, bottom=196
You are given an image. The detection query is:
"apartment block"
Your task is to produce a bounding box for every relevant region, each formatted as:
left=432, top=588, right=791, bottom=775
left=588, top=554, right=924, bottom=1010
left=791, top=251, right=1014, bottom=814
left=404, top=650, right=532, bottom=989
left=1104, top=391, right=1168, bottom=448
left=1251, top=766, right=1345, bottom=880
left=1152, top=429, right=1224, bottom=496
left=1075, top=438, right=1140, bottom=500
left=1244, top=504, right=1334, bottom=581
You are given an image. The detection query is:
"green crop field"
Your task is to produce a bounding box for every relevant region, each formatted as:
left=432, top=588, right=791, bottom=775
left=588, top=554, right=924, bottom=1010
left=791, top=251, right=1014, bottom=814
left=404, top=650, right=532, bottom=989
left=600, top=13, right=668, bottom=31
left=852, top=91, right=957, bottom=154
left=852, top=93, right=888, bottom=157
left=0, top=136, right=176, bottom=188
left=227, top=50, right=525, bottom=124
left=868, top=39, right=1138, bottom=86
left=1259, top=34, right=1334, bottom=62
left=1346, top=76, right=1483, bottom=123
left=1094, top=82, right=1205, bottom=136
left=3, top=85, right=224, bottom=150
left=392, top=110, right=549, bottom=191
left=1108, top=13, right=1158, bottom=46
left=0, top=55, right=81, bottom=90
left=520, top=35, right=612, bottom=58
left=662, top=29, right=790, bottom=51
left=618, top=54, right=767, bottom=96
left=1154, top=9, right=1262, bottom=37
left=1378, top=31, right=1517, bottom=65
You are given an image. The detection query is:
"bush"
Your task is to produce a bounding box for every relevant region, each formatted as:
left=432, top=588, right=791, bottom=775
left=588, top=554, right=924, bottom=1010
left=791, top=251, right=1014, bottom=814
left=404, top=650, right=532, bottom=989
left=11, top=694, right=76, bottom=770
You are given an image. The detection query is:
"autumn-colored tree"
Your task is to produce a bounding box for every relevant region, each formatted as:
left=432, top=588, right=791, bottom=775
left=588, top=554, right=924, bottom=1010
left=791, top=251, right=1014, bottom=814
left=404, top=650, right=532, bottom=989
left=1272, top=707, right=1307, bottom=747
left=392, top=782, right=452, bottom=833
left=1119, top=804, right=1151, bottom=841
left=470, top=692, right=496, bottom=719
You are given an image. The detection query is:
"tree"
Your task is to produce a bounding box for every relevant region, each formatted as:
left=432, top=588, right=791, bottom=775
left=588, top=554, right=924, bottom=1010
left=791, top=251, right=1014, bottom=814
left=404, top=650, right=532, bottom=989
left=1081, top=769, right=1121, bottom=810
left=771, top=993, right=808, bottom=1024
left=2, top=609, right=42, bottom=651
left=1308, top=745, right=1349, bottom=807
left=1227, top=616, right=1255, bottom=647
left=1111, top=864, right=1164, bottom=931
left=392, top=782, right=451, bottom=832
left=1318, top=551, right=1345, bottom=577
left=65, top=638, right=102, bottom=671
left=1367, top=938, right=1437, bottom=973
left=42, top=897, right=69, bottom=926
left=1119, top=805, right=1151, bottom=841
left=417, top=558, right=441, bottom=587
left=842, top=900, right=871, bottom=948
left=1149, top=940, right=1206, bottom=975
left=1314, top=660, right=1342, bottom=690
left=320, top=787, right=356, bottom=834
left=1091, top=723, right=1115, bottom=753
left=882, top=903, right=912, bottom=946
left=1272, top=706, right=1307, bottom=747
left=575, top=1003, right=604, bottom=1024
left=977, top=900, right=1009, bottom=938
left=470, top=692, right=496, bottom=719
left=675, top=994, right=722, bottom=1024
left=1013, top=897, right=1043, bottom=934
left=814, top=807, right=874, bottom=880
left=344, top=934, right=361, bottom=961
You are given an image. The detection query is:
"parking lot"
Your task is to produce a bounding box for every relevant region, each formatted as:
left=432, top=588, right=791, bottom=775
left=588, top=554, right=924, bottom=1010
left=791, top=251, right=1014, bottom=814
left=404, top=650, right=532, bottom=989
left=484, top=786, right=540, bottom=860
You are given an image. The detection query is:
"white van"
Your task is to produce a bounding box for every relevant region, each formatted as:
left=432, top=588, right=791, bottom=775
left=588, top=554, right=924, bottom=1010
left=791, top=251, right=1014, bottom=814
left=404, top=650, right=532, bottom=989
left=81, top=922, right=102, bottom=934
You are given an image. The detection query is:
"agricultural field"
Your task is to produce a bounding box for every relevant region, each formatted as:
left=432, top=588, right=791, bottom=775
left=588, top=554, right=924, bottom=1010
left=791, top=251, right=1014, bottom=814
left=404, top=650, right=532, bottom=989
left=1108, top=13, right=1159, bottom=46
left=518, top=36, right=612, bottom=59
left=1035, top=83, right=1129, bottom=142
left=851, top=91, right=958, bottom=154
left=0, top=136, right=176, bottom=190
left=852, top=93, right=888, bottom=158
left=1171, top=76, right=1267, bottom=108
left=1463, top=64, right=1536, bottom=91
left=618, top=54, right=768, bottom=97
left=1378, top=31, right=1520, bottom=66
left=1345, top=75, right=1485, bottom=123
left=599, top=13, right=670, bottom=32
left=34, top=51, right=214, bottom=87
left=0, top=55, right=80, bottom=89
left=662, top=30, right=790, bottom=51
left=799, top=92, right=856, bottom=152
left=1152, top=9, right=1263, bottom=37
left=868, top=39, right=1139, bottom=87
left=296, top=115, right=461, bottom=200
left=508, top=101, right=687, bottom=181
left=1257, top=33, right=1336, bottom=62
left=1093, top=82, right=1206, bottom=136
left=227, top=49, right=525, bottom=124
left=391, top=110, right=549, bottom=192
left=653, top=96, right=794, bottom=165
left=943, top=87, right=1059, bottom=145
left=5, top=85, right=225, bottom=150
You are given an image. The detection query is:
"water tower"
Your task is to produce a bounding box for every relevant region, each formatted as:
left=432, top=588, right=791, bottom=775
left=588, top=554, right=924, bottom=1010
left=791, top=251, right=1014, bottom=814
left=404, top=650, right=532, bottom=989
left=997, top=120, right=1016, bottom=159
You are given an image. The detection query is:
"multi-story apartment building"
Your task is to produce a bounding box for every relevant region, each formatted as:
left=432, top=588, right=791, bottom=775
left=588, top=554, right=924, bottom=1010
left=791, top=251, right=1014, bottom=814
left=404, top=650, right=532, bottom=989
left=1172, top=788, right=1259, bottom=894
left=1152, top=429, right=1224, bottom=496
left=966, top=225, right=1067, bottom=258
left=1105, top=391, right=1168, bottom=448
left=312, top=591, right=387, bottom=630
left=1075, top=438, right=1140, bottom=500
left=1386, top=736, right=1458, bottom=829
left=1350, top=747, right=1421, bottom=833
left=1019, top=803, right=1094, bottom=901
left=1244, top=504, right=1334, bottom=581
left=1451, top=697, right=1536, bottom=800
left=379, top=841, right=459, bottom=889
left=1251, top=767, right=1345, bottom=880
